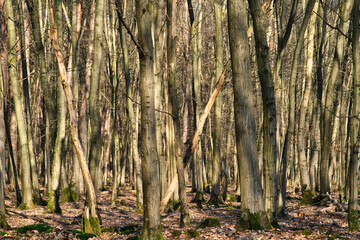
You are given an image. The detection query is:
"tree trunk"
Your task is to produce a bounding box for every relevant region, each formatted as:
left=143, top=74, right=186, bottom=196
left=320, top=0, right=353, bottom=194
left=248, top=0, right=278, bottom=224
left=136, top=0, right=163, bottom=238
left=228, top=0, right=270, bottom=229
left=153, top=0, right=167, bottom=200
left=166, top=0, right=190, bottom=227
left=0, top=60, right=9, bottom=229
left=209, top=0, right=223, bottom=205
left=5, top=0, right=34, bottom=210
left=88, top=0, right=105, bottom=191
left=348, top=0, right=359, bottom=230
left=297, top=2, right=318, bottom=196
left=48, top=0, right=100, bottom=234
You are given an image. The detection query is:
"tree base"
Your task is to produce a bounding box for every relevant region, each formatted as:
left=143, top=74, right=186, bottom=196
left=0, top=213, right=10, bottom=229
left=61, top=187, right=75, bottom=203
left=140, top=224, right=163, bottom=240
left=18, top=201, right=35, bottom=210
left=238, top=210, right=271, bottom=230
left=46, top=192, right=62, bottom=214
left=348, top=209, right=359, bottom=231
left=190, top=192, right=205, bottom=208
left=81, top=206, right=101, bottom=235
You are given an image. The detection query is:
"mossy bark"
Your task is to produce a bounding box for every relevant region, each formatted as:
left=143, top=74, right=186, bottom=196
left=81, top=206, right=101, bottom=235
left=46, top=191, right=62, bottom=214
left=238, top=210, right=271, bottom=230
left=139, top=224, right=163, bottom=240
left=348, top=209, right=359, bottom=231
left=60, top=187, right=75, bottom=203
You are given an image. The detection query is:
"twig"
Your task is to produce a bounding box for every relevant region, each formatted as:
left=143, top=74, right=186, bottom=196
left=313, top=11, right=350, bottom=39
left=116, top=8, right=145, bottom=56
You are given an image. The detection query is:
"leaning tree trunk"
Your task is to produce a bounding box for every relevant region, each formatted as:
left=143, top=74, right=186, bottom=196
left=5, top=0, right=34, bottom=210
left=48, top=0, right=100, bottom=235
left=320, top=0, right=353, bottom=194
left=209, top=0, right=223, bottom=206
left=348, top=0, right=359, bottom=230
left=166, top=0, right=190, bottom=227
left=88, top=0, right=105, bottom=191
left=136, top=0, right=163, bottom=238
left=248, top=0, right=278, bottom=225
left=228, top=0, right=270, bottom=229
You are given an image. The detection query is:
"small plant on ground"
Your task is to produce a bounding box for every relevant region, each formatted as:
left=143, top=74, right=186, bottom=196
left=196, top=217, right=221, bottom=229
left=16, top=223, right=52, bottom=233
left=302, top=229, right=311, bottom=236
left=119, top=224, right=138, bottom=235
left=328, top=234, right=343, bottom=240
left=186, top=229, right=199, bottom=238
left=127, top=236, right=139, bottom=240
left=171, top=230, right=182, bottom=238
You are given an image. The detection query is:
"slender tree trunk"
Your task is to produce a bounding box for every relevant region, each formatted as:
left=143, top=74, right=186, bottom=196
left=48, top=0, right=100, bottom=234
left=297, top=2, right=318, bottom=196
left=348, top=0, right=359, bottom=230
left=282, top=0, right=316, bottom=201
left=228, top=0, right=270, bottom=229
left=320, top=0, right=353, bottom=194
left=88, top=0, right=105, bottom=191
left=209, top=0, right=223, bottom=205
left=5, top=0, right=34, bottom=210
left=153, top=0, right=166, bottom=200
left=0, top=61, right=9, bottom=229
left=47, top=0, right=66, bottom=213
left=136, top=0, right=163, bottom=238
left=166, top=0, right=190, bottom=227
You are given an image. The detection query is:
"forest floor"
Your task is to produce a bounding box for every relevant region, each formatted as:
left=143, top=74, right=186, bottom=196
left=1, top=184, right=360, bottom=239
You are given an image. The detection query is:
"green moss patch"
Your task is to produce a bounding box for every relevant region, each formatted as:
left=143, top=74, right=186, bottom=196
left=126, top=236, right=139, bottom=240
left=0, top=232, right=7, bottom=236
left=16, top=223, right=52, bottom=233
left=299, top=190, right=314, bottom=205
left=196, top=217, right=221, bottom=229
left=238, top=210, right=271, bottom=230
left=186, top=229, right=199, bottom=238
left=119, top=224, right=138, bottom=235
left=348, top=209, right=359, bottom=231
left=328, top=234, right=343, bottom=240
left=302, top=229, right=311, bottom=236
left=171, top=230, right=182, bottom=237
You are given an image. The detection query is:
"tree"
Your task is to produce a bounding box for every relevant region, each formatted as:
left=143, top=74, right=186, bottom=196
left=228, top=0, right=270, bottom=229
left=248, top=0, right=278, bottom=224
left=166, top=0, right=190, bottom=227
left=88, top=0, right=105, bottom=190
left=5, top=0, right=34, bottom=210
left=348, top=0, right=359, bottom=230
left=48, top=0, right=100, bottom=234
left=0, top=61, right=9, bottom=228
left=209, top=0, right=224, bottom=205
left=136, top=0, right=163, bottom=238
left=320, top=0, right=353, bottom=194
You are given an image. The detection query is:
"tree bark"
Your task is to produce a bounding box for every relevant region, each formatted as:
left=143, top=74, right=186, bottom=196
left=248, top=0, right=278, bottom=224
left=228, top=0, right=270, bottom=229
left=320, top=0, right=353, bottom=194
left=48, top=0, right=100, bottom=234
left=166, top=0, right=190, bottom=227
left=5, top=0, right=34, bottom=210
left=88, top=0, right=105, bottom=191
left=136, top=0, right=163, bottom=238
left=348, top=0, right=359, bottom=230
left=209, top=0, right=224, bottom=205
